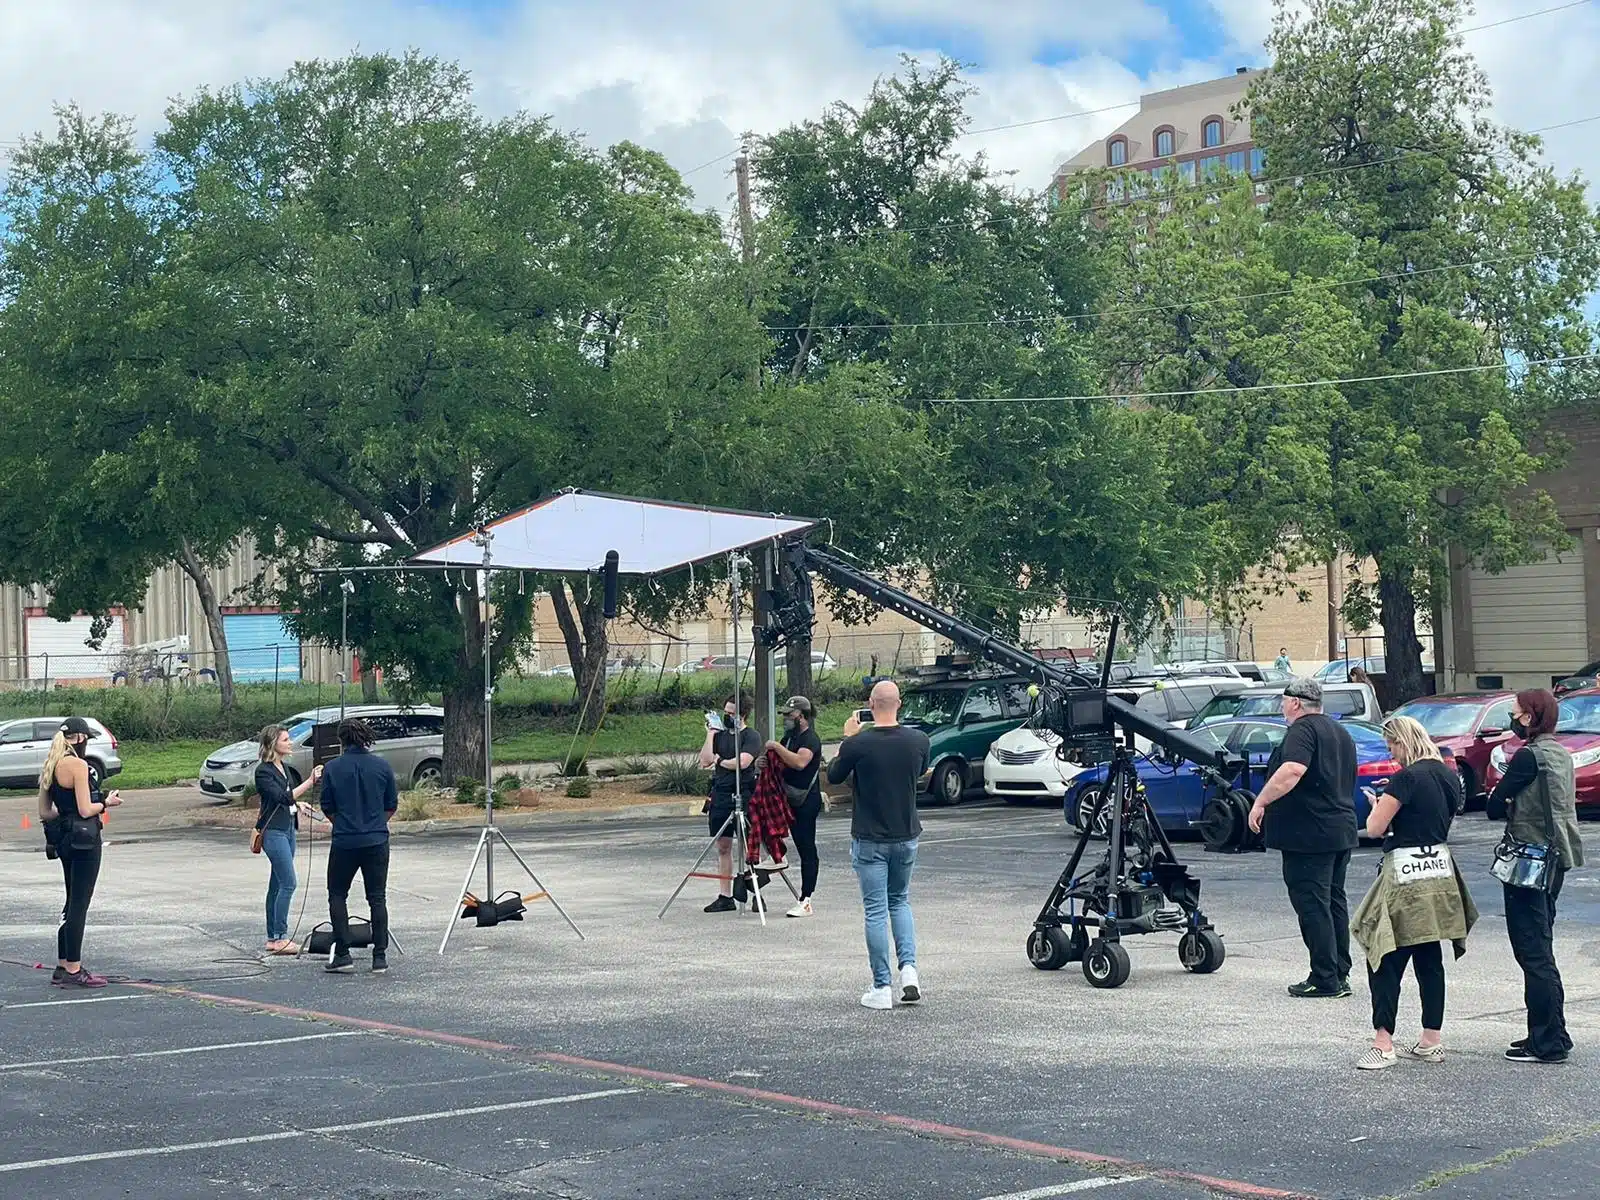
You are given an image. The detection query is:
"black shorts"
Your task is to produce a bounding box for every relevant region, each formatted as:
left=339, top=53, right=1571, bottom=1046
left=708, top=804, right=737, bottom=838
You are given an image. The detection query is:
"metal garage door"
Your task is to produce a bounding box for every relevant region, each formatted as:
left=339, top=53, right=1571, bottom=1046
left=26, top=614, right=128, bottom=681
left=223, top=612, right=301, bottom=683
left=1469, top=547, right=1588, bottom=676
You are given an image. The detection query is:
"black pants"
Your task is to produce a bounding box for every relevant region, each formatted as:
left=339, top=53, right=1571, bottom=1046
left=1368, top=941, right=1445, bottom=1033
left=790, top=793, right=822, bottom=899
left=57, top=845, right=102, bottom=963
left=327, top=842, right=390, bottom=955
left=1504, top=866, right=1571, bottom=1056
left=1281, top=849, right=1352, bottom=989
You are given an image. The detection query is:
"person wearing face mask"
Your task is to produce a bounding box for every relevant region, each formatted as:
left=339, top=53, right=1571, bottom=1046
left=766, top=696, right=824, bottom=918
left=36, top=718, right=122, bottom=988
left=1487, top=689, right=1584, bottom=1064
left=699, top=694, right=763, bottom=913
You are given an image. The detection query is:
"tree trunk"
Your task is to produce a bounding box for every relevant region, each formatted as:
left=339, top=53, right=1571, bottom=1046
left=442, top=672, right=486, bottom=787
left=360, top=666, right=379, bottom=702
left=779, top=557, right=813, bottom=700
left=549, top=580, right=609, bottom=733
left=176, top=538, right=235, bottom=713
left=1377, top=564, right=1427, bottom=707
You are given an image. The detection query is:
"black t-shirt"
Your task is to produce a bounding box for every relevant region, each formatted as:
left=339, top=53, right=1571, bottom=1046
left=710, top=726, right=763, bottom=803
left=1382, top=759, right=1458, bottom=852
left=1262, top=713, right=1358, bottom=853
left=826, top=724, right=930, bottom=843
left=781, top=725, right=823, bottom=799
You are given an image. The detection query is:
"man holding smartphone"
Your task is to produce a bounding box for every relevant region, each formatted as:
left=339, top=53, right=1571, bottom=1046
left=827, top=680, right=930, bottom=1009
left=699, top=695, right=763, bottom=913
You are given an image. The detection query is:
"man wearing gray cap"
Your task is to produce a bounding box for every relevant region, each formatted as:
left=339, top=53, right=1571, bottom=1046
left=765, top=695, right=825, bottom=917
left=1248, top=677, right=1360, bottom=998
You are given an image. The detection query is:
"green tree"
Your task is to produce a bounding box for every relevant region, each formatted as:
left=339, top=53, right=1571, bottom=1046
left=1246, top=0, right=1600, bottom=699
left=0, top=107, right=258, bottom=709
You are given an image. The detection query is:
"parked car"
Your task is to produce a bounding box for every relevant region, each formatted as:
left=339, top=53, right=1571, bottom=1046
left=0, top=716, right=122, bottom=791
left=1387, top=691, right=1515, bottom=812
left=1188, top=681, right=1381, bottom=729
left=1313, top=655, right=1435, bottom=682
left=982, top=683, right=1180, bottom=802
left=1062, top=717, right=1392, bottom=838
left=1485, top=687, right=1600, bottom=815
left=1126, top=677, right=1250, bottom=726
left=894, top=674, right=1037, bottom=804
left=1553, top=660, right=1600, bottom=695
left=1169, top=660, right=1275, bottom=683
left=198, top=704, right=446, bottom=799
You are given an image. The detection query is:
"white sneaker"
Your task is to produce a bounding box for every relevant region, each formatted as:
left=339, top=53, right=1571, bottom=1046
left=1355, top=1046, right=1397, bottom=1071
left=900, top=963, right=921, bottom=1004
left=859, top=985, right=893, bottom=1010
left=786, top=899, right=814, bottom=918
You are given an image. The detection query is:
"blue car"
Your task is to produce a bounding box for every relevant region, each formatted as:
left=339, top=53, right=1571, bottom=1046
left=1063, top=717, right=1394, bottom=837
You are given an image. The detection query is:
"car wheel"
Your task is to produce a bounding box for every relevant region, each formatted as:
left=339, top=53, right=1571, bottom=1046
left=1456, top=762, right=1477, bottom=815
left=1074, top=786, right=1110, bottom=840
left=930, top=760, right=966, bottom=806
left=413, top=759, right=444, bottom=789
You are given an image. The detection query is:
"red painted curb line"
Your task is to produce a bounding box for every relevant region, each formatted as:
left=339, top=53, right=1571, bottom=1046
left=127, top=982, right=1315, bottom=1200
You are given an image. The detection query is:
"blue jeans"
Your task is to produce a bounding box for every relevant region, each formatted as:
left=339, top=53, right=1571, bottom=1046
left=851, top=838, right=918, bottom=987
left=262, top=827, right=297, bottom=941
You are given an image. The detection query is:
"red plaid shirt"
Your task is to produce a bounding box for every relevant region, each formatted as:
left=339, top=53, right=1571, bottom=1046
left=746, top=748, right=792, bottom=865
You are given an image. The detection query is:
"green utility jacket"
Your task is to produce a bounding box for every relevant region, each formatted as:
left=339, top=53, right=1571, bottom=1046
left=1351, top=850, right=1479, bottom=973
left=1506, top=736, right=1585, bottom=870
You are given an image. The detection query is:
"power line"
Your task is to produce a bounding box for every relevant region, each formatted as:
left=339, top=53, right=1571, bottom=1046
left=682, top=148, right=740, bottom=178
left=763, top=251, right=1540, bottom=334
left=1458, top=0, right=1593, bottom=34
left=909, top=351, right=1600, bottom=404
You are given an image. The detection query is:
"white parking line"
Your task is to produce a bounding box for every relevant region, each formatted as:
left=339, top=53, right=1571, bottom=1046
left=4, top=994, right=148, bottom=1010
left=0, top=1087, right=639, bottom=1173
left=0, top=1031, right=364, bottom=1072
left=980, top=1178, right=1146, bottom=1200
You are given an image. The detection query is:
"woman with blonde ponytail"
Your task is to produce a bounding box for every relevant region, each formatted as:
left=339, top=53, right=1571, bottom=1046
left=37, top=718, right=122, bottom=988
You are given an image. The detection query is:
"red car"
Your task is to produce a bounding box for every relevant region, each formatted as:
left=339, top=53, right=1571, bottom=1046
left=1389, top=691, right=1517, bottom=812
left=1482, top=686, right=1600, bottom=814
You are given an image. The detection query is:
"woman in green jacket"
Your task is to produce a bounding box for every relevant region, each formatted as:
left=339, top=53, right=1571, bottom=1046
left=1351, top=716, right=1476, bottom=1070
left=1488, top=689, right=1584, bottom=1064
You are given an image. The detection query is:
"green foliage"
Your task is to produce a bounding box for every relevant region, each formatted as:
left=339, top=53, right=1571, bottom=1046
left=558, top=751, right=588, bottom=778
left=618, top=757, right=654, bottom=776
left=494, top=772, right=522, bottom=792
left=563, top=776, right=592, bottom=798
left=650, top=756, right=712, bottom=795
left=456, top=779, right=485, bottom=808
left=395, top=793, right=435, bottom=822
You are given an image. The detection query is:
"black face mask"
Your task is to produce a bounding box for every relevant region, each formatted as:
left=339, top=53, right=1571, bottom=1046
left=1511, top=717, right=1529, bottom=739
left=70, top=739, right=87, bottom=759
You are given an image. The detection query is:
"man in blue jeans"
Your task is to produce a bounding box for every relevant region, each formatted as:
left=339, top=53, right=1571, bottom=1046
left=827, top=680, right=931, bottom=1009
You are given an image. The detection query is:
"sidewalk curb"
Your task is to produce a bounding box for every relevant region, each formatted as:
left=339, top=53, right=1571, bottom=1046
left=155, top=800, right=707, bottom=833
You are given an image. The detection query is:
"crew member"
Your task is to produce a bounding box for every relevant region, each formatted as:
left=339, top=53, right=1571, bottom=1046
left=700, top=695, right=762, bottom=913
left=766, top=695, right=823, bottom=917
left=37, top=718, right=122, bottom=988
left=1248, top=677, right=1359, bottom=998
left=319, top=718, right=398, bottom=973
left=827, top=680, right=929, bottom=1009
left=1275, top=648, right=1292, bottom=672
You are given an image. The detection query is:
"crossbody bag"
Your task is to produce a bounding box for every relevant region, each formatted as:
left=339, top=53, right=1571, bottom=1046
left=1490, top=782, right=1560, bottom=892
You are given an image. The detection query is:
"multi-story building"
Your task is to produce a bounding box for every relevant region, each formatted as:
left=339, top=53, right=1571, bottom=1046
left=1048, top=67, right=1265, bottom=206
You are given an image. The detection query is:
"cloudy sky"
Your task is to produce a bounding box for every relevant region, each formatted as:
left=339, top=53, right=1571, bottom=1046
left=1, top=0, right=1596, bottom=211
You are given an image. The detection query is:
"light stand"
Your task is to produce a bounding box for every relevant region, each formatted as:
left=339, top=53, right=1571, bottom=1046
left=339, top=578, right=354, bottom=722
left=660, top=551, right=799, bottom=925
left=439, top=527, right=583, bottom=952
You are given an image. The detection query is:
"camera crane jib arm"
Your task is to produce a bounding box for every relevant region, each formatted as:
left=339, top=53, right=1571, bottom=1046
left=783, top=544, right=1237, bottom=774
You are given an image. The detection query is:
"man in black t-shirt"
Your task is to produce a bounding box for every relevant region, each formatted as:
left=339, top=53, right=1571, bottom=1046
left=765, top=696, right=824, bottom=917
left=827, top=680, right=931, bottom=1010
left=698, top=695, right=764, bottom=913
left=1248, top=677, right=1359, bottom=998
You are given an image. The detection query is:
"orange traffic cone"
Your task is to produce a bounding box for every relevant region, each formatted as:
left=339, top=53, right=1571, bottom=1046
left=20, top=815, right=29, bottom=831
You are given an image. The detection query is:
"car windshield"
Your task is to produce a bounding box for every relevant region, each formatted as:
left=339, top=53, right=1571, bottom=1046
left=1189, top=695, right=1244, bottom=726
left=1235, top=694, right=1285, bottom=717
left=1393, top=701, right=1481, bottom=737
left=900, top=688, right=962, bottom=728
left=1556, top=694, right=1600, bottom=734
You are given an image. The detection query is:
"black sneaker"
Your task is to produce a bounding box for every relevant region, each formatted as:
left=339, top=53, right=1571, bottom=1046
left=371, top=954, right=388, bottom=974
left=1287, top=978, right=1345, bottom=998
left=1509, top=1037, right=1528, bottom=1051
left=51, top=966, right=67, bottom=986
left=703, top=895, right=736, bottom=913
left=1505, top=1046, right=1568, bottom=1064
left=324, top=952, right=355, bottom=973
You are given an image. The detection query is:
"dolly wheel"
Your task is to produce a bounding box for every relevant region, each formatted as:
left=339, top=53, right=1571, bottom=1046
left=1027, top=927, right=1073, bottom=971
left=1083, top=939, right=1131, bottom=989
left=1179, top=929, right=1226, bottom=974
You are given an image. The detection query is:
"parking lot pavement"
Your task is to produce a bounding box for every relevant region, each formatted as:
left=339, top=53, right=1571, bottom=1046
left=4, top=802, right=1600, bottom=1199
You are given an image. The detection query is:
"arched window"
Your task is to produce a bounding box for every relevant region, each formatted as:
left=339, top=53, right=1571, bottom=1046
left=1154, top=128, right=1174, bottom=158
left=1202, top=118, right=1223, bottom=148
left=1108, top=137, right=1128, bottom=167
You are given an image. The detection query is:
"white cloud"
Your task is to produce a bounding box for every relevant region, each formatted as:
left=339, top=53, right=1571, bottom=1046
left=0, top=0, right=1594, bottom=213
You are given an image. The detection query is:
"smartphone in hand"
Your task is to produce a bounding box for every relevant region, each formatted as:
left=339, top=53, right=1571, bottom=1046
left=856, top=708, right=874, bottom=724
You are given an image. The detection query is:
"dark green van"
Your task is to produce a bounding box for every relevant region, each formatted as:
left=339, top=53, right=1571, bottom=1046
left=899, top=674, right=1033, bottom=804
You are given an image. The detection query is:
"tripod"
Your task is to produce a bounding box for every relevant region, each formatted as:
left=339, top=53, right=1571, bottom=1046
left=659, top=551, right=799, bottom=926
left=439, top=527, right=584, bottom=952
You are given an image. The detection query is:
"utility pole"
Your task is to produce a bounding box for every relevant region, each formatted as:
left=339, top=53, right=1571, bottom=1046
left=1326, top=558, right=1340, bottom=664
left=735, top=144, right=760, bottom=386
